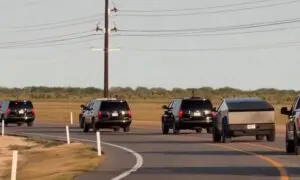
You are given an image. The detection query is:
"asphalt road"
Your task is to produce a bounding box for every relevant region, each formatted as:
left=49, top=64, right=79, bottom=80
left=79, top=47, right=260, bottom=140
left=5, top=124, right=300, bottom=180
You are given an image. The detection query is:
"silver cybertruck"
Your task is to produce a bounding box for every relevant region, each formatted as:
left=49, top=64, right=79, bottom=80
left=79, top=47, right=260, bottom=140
left=212, top=97, right=275, bottom=143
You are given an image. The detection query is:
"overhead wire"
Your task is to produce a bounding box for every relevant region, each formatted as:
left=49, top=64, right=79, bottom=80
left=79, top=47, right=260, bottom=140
left=0, top=34, right=97, bottom=49
left=117, top=0, right=300, bottom=17
left=118, top=17, right=300, bottom=33
left=120, top=40, right=300, bottom=52
left=120, top=0, right=280, bottom=12
left=112, top=25, right=300, bottom=37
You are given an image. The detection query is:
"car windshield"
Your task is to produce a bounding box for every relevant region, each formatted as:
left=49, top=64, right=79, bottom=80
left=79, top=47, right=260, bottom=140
left=100, top=101, right=129, bottom=111
left=9, top=101, right=33, bottom=109
left=181, top=100, right=213, bottom=110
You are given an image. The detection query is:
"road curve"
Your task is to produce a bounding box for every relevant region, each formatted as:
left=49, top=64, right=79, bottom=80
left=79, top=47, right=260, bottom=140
left=5, top=124, right=300, bottom=180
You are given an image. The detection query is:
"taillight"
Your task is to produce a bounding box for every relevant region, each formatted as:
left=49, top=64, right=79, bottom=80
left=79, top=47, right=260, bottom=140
left=128, top=110, right=132, bottom=118
left=98, top=111, right=102, bottom=120
left=178, top=110, right=183, bottom=119
left=297, top=115, right=300, bottom=127
left=6, top=108, right=11, bottom=116
left=211, top=111, right=216, bottom=117
left=32, top=108, right=35, bottom=115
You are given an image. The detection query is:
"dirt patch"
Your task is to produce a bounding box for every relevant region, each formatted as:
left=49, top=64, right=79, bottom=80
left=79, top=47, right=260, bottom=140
left=0, top=136, right=103, bottom=180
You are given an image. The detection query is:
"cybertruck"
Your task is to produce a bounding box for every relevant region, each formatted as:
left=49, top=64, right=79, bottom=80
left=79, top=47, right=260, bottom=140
left=212, top=97, right=275, bottom=143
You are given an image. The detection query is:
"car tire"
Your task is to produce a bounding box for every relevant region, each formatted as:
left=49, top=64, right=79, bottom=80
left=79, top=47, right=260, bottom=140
left=255, top=135, right=264, bottom=141
left=212, top=127, right=221, bottom=143
left=206, top=127, right=213, bottom=134
left=162, top=123, right=169, bottom=134
left=286, top=140, right=295, bottom=153
left=79, top=118, right=84, bottom=129
left=83, top=123, right=90, bottom=133
left=113, top=128, right=120, bottom=132
left=17, top=122, right=23, bottom=127
left=123, top=126, right=130, bottom=132
left=195, top=128, right=202, bottom=133
left=27, top=122, right=33, bottom=127
left=172, top=122, right=180, bottom=134
left=266, top=130, right=275, bottom=142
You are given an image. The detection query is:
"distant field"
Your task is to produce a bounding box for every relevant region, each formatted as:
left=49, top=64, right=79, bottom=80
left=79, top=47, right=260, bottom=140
left=32, top=99, right=290, bottom=124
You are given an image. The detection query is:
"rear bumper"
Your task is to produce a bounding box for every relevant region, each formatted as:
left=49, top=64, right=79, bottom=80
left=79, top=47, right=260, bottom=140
left=227, top=123, right=275, bottom=136
left=95, top=119, right=132, bottom=128
left=5, top=116, right=35, bottom=123
left=177, top=119, right=213, bottom=129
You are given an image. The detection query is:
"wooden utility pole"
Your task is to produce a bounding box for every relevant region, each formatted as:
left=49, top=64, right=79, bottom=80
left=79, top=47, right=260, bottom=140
left=104, top=0, right=109, bottom=98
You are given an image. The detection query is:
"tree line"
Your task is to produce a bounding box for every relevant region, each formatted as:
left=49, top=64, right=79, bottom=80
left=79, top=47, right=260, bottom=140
left=0, top=86, right=298, bottom=104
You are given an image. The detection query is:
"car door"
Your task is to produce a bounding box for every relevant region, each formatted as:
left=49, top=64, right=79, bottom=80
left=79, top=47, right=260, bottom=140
left=85, top=101, right=95, bottom=122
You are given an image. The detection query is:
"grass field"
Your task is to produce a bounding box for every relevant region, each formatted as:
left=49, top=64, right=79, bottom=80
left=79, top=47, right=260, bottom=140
left=1, top=136, right=103, bottom=180
left=31, top=99, right=290, bottom=125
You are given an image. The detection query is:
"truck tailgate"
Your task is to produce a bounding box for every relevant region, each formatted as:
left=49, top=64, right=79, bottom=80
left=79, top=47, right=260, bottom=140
left=228, top=111, right=275, bottom=125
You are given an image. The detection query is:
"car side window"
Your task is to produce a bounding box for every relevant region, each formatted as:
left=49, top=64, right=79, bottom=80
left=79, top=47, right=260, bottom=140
left=168, top=102, right=173, bottom=108
left=291, top=97, right=300, bottom=111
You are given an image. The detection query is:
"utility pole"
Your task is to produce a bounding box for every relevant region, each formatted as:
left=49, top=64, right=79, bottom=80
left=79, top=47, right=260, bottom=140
left=104, top=0, right=109, bottom=98
left=94, top=2, right=118, bottom=98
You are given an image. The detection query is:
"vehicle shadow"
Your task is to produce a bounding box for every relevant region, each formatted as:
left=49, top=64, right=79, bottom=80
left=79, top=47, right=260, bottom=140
left=131, top=166, right=300, bottom=177
left=138, top=150, right=286, bottom=156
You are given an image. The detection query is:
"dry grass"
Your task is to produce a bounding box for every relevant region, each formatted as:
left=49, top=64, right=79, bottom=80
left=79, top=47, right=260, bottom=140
left=1, top=136, right=103, bottom=180
left=32, top=99, right=290, bottom=124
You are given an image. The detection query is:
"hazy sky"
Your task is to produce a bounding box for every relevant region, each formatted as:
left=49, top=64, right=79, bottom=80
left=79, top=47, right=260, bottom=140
left=0, top=0, right=299, bottom=90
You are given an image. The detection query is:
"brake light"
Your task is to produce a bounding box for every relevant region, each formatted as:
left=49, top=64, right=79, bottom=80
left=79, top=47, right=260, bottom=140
left=297, top=115, right=300, bottom=127
left=98, top=111, right=102, bottom=120
left=211, top=111, right=216, bottom=117
left=6, top=108, right=11, bottom=116
left=32, top=108, right=35, bottom=115
left=128, top=110, right=132, bottom=118
left=178, top=110, right=183, bottom=119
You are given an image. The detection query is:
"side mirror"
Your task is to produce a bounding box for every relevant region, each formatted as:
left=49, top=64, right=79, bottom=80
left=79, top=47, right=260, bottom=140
left=80, top=104, right=85, bottom=108
left=162, top=105, right=168, bottom=109
left=280, top=107, right=290, bottom=115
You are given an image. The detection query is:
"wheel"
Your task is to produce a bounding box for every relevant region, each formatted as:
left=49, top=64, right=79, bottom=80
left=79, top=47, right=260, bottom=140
left=256, top=135, right=264, bottom=141
left=113, top=128, right=120, bottom=132
left=123, top=126, right=130, bottom=132
left=195, top=127, right=202, bottom=133
left=266, top=131, right=275, bottom=142
left=83, top=123, right=90, bottom=133
left=206, top=127, right=213, bottom=134
left=27, top=122, right=33, bottom=127
left=172, top=122, right=180, bottom=134
left=162, top=123, right=169, bottom=134
left=286, top=140, right=295, bottom=153
left=17, top=122, right=23, bottom=127
left=212, top=127, right=221, bottom=143
left=295, top=145, right=300, bottom=155
left=79, top=118, right=84, bottom=129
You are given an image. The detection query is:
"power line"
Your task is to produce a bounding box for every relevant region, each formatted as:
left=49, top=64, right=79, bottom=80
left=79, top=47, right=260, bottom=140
left=118, top=17, right=300, bottom=33
left=0, top=14, right=102, bottom=30
left=120, top=0, right=279, bottom=12
left=113, top=25, right=300, bottom=37
left=118, top=0, right=300, bottom=17
left=0, top=34, right=96, bottom=49
left=0, top=29, right=95, bottom=45
left=0, top=38, right=98, bottom=49
left=120, top=40, right=300, bottom=52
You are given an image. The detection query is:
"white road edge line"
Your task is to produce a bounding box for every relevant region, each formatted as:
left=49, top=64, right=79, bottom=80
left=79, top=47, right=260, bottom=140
left=21, top=132, right=143, bottom=180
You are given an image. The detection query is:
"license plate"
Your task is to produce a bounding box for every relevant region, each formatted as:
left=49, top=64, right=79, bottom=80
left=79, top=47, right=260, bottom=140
left=112, top=112, right=118, bottom=117
left=193, top=112, right=201, bottom=116
left=19, top=110, right=24, bottom=114
left=247, top=124, right=256, bottom=129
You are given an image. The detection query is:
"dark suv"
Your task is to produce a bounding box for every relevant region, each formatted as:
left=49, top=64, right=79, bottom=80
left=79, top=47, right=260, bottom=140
left=161, top=97, right=216, bottom=134
left=0, top=100, right=35, bottom=126
left=81, top=98, right=132, bottom=132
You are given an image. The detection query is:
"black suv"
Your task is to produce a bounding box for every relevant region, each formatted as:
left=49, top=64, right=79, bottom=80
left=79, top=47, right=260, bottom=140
left=80, top=98, right=132, bottom=132
left=161, top=97, right=216, bottom=134
left=0, top=100, right=35, bottom=126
